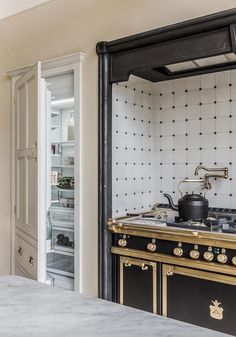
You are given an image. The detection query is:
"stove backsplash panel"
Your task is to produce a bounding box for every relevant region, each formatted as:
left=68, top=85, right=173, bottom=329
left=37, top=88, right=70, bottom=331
left=112, top=71, right=236, bottom=216
left=112, top=77, right=158, bottom=216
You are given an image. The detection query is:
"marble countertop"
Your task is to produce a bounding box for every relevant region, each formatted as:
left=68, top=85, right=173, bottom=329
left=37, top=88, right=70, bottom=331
left=0, top=276, right=230, bottom=337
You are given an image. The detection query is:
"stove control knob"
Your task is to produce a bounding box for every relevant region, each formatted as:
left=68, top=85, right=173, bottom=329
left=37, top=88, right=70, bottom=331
left=203, top=251, right=214, bottom=262
left=173, top=247, right=183, bottom=257
left=147, top=243, right=157, bottom=252
left=232, top=257, right=236, bottom=266
left=118, top=239, right=127, bottom=247
left=190, top=250, right=200, bottom=260
left=217, top=253, right=228, bottom=264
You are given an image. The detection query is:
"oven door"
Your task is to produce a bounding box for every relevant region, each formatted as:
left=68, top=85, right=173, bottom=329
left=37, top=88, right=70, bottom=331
left=163, top=264, right=236, bottom=335
left=119, top=256, right=158, bottom=314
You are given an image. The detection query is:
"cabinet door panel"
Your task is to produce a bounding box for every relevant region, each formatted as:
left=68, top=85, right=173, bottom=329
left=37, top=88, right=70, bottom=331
left=120, top=256, right=157, bottom=313
left=27, top=75, right=37, bottom=147
left=15, top=263, right=30, bottom=278
left=163, top=264, right=236, bottom=336
left=17, top=83, right=27, bottom=149
left=27, top=158, right=37, bottom=227
left=17, top=157, right=26, bottom=222
left=15, top=63, right=41, bottom=240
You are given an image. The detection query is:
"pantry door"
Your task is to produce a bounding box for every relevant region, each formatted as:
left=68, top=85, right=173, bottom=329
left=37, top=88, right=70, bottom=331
left=15, top=62, right=42, bottom=240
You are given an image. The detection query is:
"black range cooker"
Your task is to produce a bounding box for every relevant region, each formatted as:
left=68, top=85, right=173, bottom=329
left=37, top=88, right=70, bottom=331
left=108, top=206, right=236, bottom=335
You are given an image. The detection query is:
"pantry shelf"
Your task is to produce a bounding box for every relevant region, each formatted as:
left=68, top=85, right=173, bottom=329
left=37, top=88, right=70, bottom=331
left=52, top=165, right=74, bottom=168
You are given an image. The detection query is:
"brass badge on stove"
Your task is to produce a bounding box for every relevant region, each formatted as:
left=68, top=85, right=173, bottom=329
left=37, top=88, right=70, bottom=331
left=209, top=300, right=224, bottom=320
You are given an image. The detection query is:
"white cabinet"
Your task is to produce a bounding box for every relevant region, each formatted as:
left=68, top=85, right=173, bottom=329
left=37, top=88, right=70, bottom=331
left=15, top=62, right=45, bottom=281
left=10, top=53, right=84, bottom=291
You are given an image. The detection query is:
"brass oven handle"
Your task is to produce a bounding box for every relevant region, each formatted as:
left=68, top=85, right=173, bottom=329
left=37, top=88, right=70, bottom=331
left=141, top=264, right=149, bottom=271
left=17, top=247, right=23, bottom=256
left=124, top=259, right=149, bottom=270
left=166, top=267, right=174, bottom=276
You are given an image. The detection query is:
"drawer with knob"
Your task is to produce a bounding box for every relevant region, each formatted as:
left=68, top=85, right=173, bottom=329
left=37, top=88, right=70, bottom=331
left=15, top=234, right=37, bottom=279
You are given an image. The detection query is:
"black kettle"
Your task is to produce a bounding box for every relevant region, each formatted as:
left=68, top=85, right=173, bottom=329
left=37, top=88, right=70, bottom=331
left=163, top=179, right=209, bottom=221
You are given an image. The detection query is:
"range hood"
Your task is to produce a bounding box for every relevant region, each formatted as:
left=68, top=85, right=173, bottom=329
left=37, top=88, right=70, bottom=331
left=97, top=9, right=236, bottom=83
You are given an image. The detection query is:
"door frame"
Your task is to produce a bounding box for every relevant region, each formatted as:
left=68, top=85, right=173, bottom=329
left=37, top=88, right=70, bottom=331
left=8, top=52, right=85, bottom=290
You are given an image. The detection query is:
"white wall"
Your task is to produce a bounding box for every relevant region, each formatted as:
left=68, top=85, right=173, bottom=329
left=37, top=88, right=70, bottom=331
left=0, top=0, right=236, bottom=296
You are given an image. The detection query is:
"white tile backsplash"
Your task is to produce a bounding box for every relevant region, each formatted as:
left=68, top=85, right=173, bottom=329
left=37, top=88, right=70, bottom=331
left=215, top=70, right=230, bottom=86
left=112, top=72, right=236, bottom=216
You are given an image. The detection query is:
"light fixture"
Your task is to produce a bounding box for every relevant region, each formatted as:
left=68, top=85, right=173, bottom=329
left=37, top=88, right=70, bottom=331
left=165, top=53, right=236, bottom=73
left=51, top=97, right=74, bottom=106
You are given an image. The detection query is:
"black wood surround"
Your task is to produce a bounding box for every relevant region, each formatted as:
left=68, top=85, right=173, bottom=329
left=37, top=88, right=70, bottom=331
left=97, top=9, right=236, bottom=301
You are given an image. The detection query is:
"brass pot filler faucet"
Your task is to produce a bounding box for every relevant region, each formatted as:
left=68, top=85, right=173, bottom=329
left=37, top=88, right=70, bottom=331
left=194, top=166, right=229, bottom=190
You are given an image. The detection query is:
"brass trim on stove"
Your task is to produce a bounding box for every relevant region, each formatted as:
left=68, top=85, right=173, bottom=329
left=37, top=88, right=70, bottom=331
left=162, top=264, right=236, bottom=317
left=120, top=256, right=157, bottom=314
left=108, top=222, right=236, bottom=250
left=108, top=211, right=152, bottom=224
left=112, top=246, right=236, bottom=276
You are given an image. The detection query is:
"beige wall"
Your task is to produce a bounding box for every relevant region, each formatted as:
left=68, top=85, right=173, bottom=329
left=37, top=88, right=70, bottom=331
left=0, top=0, right=235, bottom=296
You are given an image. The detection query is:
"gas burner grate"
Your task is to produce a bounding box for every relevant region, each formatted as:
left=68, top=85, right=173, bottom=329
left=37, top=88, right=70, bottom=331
left=166, top=221, right=221, bottom=232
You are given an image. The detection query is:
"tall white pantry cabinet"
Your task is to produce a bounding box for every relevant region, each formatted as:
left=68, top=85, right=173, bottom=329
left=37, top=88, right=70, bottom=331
left=8, top=53, right=84, bottom=291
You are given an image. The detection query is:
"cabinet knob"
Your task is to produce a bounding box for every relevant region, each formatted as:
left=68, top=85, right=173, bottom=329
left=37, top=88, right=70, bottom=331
left=217, top=254, right=227, bottom=264
left=17, top=247, right=23, bottom=256
left=232, top=256, right=236, bottom=266
left=173, top=247, right=183, bottom=257
left=203, top=251, right=214, bottom=262
left=28, top=256, right=34, bottom=265
left=190, top=250, right=200, bottom=259
left=147, top=243, right=156, bottom=252
left=118, top=239, right=127, bottom=247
